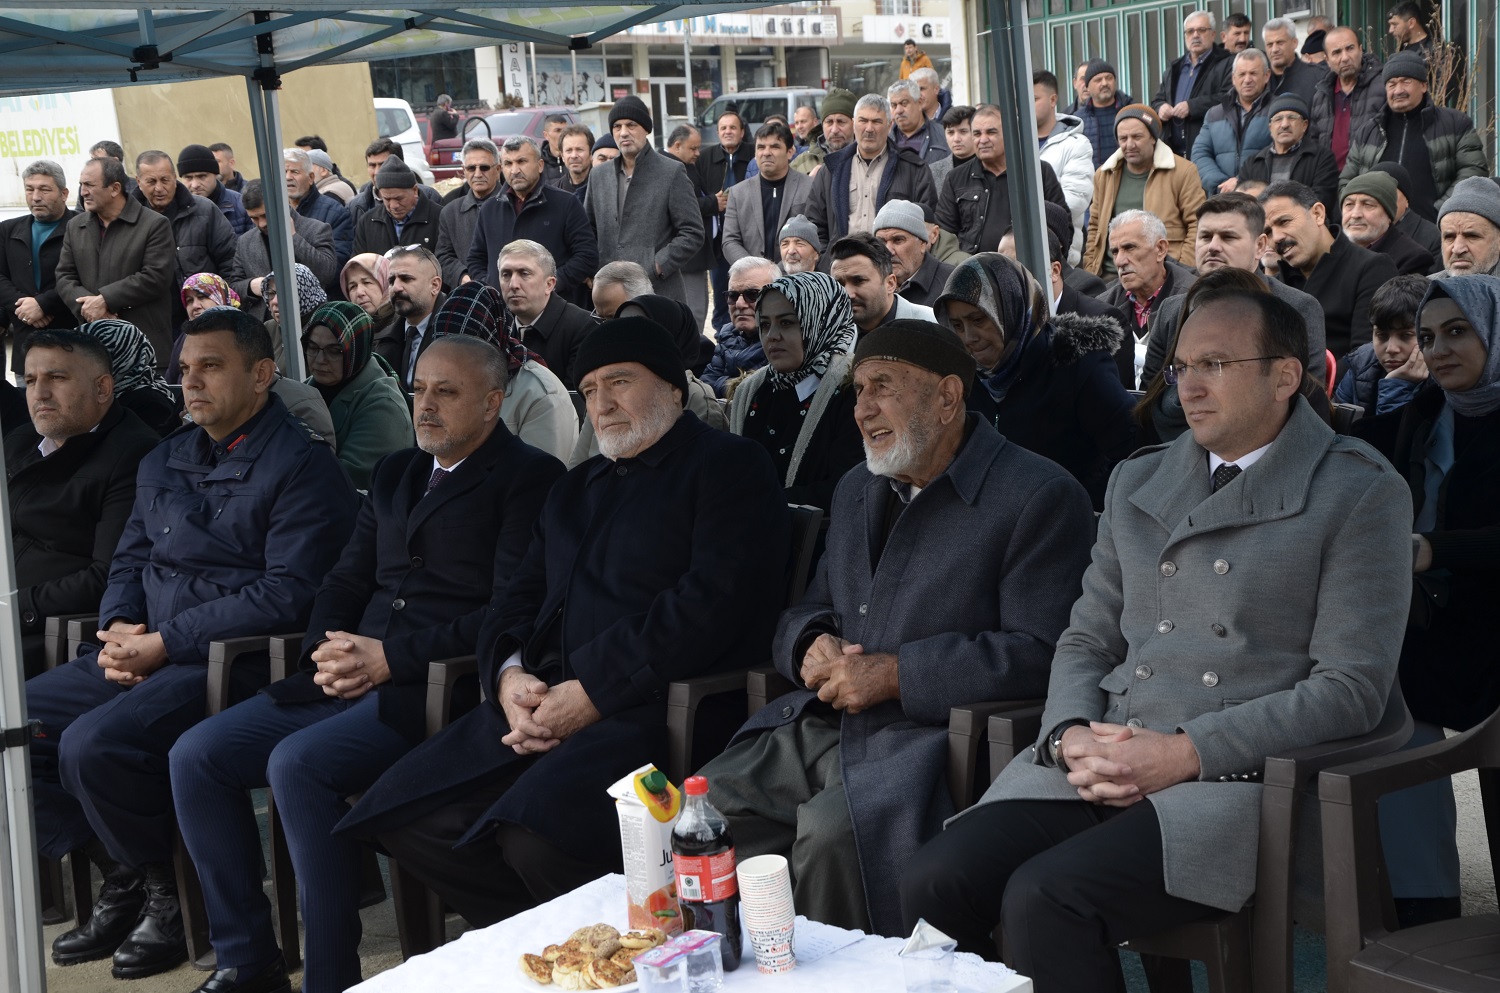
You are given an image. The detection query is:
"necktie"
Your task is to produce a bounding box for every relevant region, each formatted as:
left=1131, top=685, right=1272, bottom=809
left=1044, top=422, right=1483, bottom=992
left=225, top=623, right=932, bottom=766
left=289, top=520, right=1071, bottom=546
left=426, top=467, right=449, bottom=495
left=1211, top=463, right=1242, bottom=493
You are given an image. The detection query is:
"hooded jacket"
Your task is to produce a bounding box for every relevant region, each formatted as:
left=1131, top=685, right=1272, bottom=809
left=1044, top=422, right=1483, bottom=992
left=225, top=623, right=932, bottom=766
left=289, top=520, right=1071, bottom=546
left=1083, top=140, right=1206, bottom=274
left=1039, top=114, right=1096, bottom=264
left=1340, top=97, right=1488, bottom=220
left=703, top=322, right=767, bottom=397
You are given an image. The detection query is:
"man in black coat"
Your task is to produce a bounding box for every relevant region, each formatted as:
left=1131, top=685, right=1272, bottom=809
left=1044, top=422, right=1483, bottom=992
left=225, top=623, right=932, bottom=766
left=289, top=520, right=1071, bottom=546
left=338, top=317, right=792, bottom=926
left=1236, top=94, right=1340, bottom=216
left=1152, top=14, right=1233, bottom=158
left=498, top=240, right=595, bottom=390
left=696, top=110, right=754, bottom=328
left=1263, top=17, right=1330, bottom=105
left=806, top=95, right=936, bottom=250
left=0, top=160, right=77, bottom=373
left=937, top=104, right=1068, bottom=256
left=5, top=330, right=158, bottom=677
left=1373, top=162, right=1443, bottom=261
left=353, top=156, right=441, bottom=260
left=1341, top=172, right=1436, bottom=276
left=170, top=335, right=563, bottom=993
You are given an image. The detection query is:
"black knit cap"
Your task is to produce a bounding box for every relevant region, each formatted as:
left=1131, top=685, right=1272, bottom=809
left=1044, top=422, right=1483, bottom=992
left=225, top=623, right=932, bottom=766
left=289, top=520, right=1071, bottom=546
left=854, top=319, right=974, bottom=398
left=177, top=143, right=219, bottom=177
left=608, top=95, right=654, bottom=134
left=573, top=317, right=688, bottom=405
left=374, top=155, right=418, bottom=189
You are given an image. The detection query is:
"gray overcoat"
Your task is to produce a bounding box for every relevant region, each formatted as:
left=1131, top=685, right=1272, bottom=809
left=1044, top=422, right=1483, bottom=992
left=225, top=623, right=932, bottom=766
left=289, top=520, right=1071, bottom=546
left=584, top=144, right=705, bottom=302
left=732, top=417, right=1096, bottom=936
left=972, top=397, right=1413, bottom=913
left=722, top=170, right=813, bottom=265
left=54, top=198, right=177, bottom=366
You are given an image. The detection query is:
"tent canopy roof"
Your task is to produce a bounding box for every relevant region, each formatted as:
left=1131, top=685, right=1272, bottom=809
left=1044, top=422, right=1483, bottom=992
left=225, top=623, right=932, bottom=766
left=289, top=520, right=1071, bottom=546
left=0, top=4, right=760, bottom=96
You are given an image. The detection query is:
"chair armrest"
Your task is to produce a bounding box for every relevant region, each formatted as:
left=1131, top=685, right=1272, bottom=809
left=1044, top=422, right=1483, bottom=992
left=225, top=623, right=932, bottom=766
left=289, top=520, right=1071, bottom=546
left=267, top=634, right=305, bottom=684
left=45, top=613, right=98, bottom=669
left=206, top=636, right=275, bottom=715
left=746, top=667, right=796, bottom=714
left=425, top=656, right=479, bottom=738
left=666, top=669, right=753, bottom=783
left=667, top=669, right=753, bottom=710
left=66, top=615, right=101, bottom=660
left=986, top=704, right=1046, bottom=785
left=948, top=700, right=1042, bottom=811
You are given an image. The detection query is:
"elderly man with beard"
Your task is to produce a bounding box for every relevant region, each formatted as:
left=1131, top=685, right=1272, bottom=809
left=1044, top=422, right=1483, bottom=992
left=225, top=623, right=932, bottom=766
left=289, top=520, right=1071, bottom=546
left=693, top=318, right=1095, bottom=935
left=1435, top=177, right=1500, bottom=279
left=337, top=316, right=790, bottom=934
left=778, top=215, right=822, bottom=275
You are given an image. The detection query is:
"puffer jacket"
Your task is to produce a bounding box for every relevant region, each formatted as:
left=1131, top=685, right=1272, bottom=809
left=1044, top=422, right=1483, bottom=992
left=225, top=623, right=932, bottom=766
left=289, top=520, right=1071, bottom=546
left=1083, top=140, right=1205, bottom=274
left=131, top=182, right=237, bottom=288
left=1190, top=90, right=1272, bottom=194
left=1040, top=114, right=1096, bottom=265
left=702, top=323, right=767, bottom=397
left=1332, top=342, right=1422, bottom=418
left=1339, top=98, right=1488, bottom=216
left=1309, top=60, right=1386, bottom=150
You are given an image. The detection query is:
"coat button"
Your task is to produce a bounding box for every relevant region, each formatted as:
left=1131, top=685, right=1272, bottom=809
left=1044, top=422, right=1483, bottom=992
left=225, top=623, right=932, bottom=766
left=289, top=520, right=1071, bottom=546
left=162, top=526, right=171, bottom=533
left=1157, top=619, right=1174, bottom=634
left=1127, top=718, right=1143, bottom=728
left=615, top=465, right=627, bottom=476
left=411, top=556, right=424, bottom=568
left=1211, top=624, right=1226, bottom=637
left=780, top=705, right=794, bottom=718
left=392, top=598, right=406, bottom=611
left=1202, top=671, right=1219, bottom=687
left=1134, top=664, right=1152, bottom=679
left=1213, top=559, right=1230, bottom=575
left=858, top=602, right=868, bottom=615
left=22, top=611, right=35, bottom=625
left=1159, top=561, right=1176, bottom=577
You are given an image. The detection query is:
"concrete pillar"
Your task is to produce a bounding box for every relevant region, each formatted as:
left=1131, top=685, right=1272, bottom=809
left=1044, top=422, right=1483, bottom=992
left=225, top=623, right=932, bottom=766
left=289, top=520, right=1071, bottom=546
left=949, top=0, right=972, bottom=104
left=722, top=43, right=738, bottom=93
left=476, top=47, right=502, bottom=107
left=772, top=45, right=788, bottom=87
left=633, top=42, right=650, bottom=95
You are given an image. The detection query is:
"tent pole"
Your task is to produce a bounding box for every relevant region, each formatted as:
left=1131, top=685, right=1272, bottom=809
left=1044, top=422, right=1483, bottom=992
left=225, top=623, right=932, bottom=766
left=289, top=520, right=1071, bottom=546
left=985, top=0, right=1052, bottom=313
left=246, top=73, right=305, bottom=381
left=0, top=438, right=48, bottom=993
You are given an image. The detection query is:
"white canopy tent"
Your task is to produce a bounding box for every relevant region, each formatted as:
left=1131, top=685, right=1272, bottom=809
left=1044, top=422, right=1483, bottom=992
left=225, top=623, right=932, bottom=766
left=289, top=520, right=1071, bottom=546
left=0, top=5, right=1045, bottom=991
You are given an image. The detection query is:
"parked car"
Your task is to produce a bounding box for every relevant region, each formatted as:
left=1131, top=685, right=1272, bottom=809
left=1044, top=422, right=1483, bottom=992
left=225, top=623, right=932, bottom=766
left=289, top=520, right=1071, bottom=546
left=695, top=88, right=825, bottom=146
left=374, top=97, right=436, bottom=185
left=427, top=106, right=581, bottom=182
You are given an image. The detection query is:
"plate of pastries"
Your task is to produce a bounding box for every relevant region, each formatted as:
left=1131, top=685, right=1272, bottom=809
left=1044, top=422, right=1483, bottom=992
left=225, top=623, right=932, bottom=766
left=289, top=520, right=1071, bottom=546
left=518, top=923, right=668, bottom=989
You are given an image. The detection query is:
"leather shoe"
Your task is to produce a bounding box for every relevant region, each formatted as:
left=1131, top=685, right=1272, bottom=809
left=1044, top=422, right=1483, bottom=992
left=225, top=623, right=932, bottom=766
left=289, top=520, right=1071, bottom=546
left=51, top=863, right=145, bottom=966
left=110, top=862, right=186, bottom=979
left=191, top=957, right=292, bottom=993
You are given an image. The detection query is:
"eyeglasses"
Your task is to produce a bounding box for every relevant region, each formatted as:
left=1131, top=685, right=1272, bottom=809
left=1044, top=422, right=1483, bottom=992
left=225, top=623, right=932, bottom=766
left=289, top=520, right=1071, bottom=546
left=725, top=288, right=763, bottom=305
left=303, top=343, right=345, bottom=361
left=383, top=244, right=425, bottom=258
left=463, top=164, right=495, bottom=173
left=1163, top=356, right=1285, bottom=384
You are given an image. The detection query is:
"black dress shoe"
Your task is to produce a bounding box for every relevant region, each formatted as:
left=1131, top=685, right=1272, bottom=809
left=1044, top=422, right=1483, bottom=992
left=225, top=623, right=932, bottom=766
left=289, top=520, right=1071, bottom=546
left=51, top=863, right=145, bottom=966
left=191, top=958, right=292, bottom=993
left=111, top=862, right=187, bottom=979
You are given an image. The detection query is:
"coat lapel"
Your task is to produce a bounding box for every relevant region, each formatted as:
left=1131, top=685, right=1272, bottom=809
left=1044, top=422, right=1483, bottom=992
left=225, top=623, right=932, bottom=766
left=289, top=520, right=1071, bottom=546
left=406, top=427, right=506, bottom=532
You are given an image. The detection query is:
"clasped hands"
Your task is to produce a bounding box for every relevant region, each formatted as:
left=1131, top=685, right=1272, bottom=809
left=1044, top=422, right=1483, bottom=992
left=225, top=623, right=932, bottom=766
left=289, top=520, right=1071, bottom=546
left=1057, top=721, right=1202, bottom=807
left=799, top=633, right=899, bottom=714
left=96, top=621, right=167, bottom=685
left=311, top=631, right=391, bottom=699
left=497, top=667, right=600, bottom=756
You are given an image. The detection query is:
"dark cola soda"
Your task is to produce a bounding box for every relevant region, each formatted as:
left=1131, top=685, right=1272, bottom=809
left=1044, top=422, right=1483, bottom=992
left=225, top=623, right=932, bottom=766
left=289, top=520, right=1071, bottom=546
left=671, top=775, right=743, bottom=972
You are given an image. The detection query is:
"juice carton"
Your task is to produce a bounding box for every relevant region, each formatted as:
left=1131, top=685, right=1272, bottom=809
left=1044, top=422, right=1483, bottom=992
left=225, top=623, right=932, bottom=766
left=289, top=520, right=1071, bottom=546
left=608, top=764, right=684, bottom=935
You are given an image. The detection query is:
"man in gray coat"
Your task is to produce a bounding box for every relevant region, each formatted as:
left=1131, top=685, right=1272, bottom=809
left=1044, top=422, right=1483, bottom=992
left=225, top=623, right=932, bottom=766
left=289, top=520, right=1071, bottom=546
left=900, top=287, right=1412, bottom=990
left=699, top=320, right=1096, bottom=936
left=55, top=157, right=176, bottom=368
left=584, top=96, right=704, bottom=303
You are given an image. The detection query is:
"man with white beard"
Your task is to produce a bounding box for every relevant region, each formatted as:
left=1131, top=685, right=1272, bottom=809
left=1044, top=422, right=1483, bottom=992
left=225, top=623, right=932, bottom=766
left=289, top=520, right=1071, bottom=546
left=692, top=319, right=1095, bottom=935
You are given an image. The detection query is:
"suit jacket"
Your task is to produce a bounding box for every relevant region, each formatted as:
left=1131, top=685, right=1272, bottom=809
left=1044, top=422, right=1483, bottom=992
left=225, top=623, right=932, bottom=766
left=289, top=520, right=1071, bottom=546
left=977, top=398, right=1410, bottom=914
left=1370, top=224, right=1436, bottom=277
left=731, top=417, right=1096, bottom=935
left=722, top=171, right=813, bottom=265
left=263, top=426, right=564, bottom=742
left=585, top=145, right=706, bottom=302
left=393, top=292, right=448, bottom=389
left=0, top=209, right=79, bottom=335
left=523, top=293, right=594, bottom=391
left=337, top=414, right=791, bottom=853
left=54, top=199, right=177, bottom=366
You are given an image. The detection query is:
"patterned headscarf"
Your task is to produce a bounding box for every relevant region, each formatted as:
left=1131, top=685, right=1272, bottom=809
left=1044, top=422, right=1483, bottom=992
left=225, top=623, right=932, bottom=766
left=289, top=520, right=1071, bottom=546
left=303, top=301, right=374, bottom=385
left=180, top=272, right=240, bottom=311
left=78, top=319, right=174, bottom=402
left=1419, top=276, right=1500, bottom=417
left=429, top=281, right=543, bottom=375
left=753, top=272, right=857, bottom=391
left=265, top=263, right=327, bottom=320
left=340, top=253, right=391, bottom=309
left=933, top=252, right=1050, bottom=401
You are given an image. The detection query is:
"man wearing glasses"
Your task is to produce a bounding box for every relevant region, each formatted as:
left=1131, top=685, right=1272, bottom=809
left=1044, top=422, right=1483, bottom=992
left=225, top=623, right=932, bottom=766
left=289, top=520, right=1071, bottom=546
left=903, top=285, right=1413, bottom=992
left=436, top=138, right=501, bottom=289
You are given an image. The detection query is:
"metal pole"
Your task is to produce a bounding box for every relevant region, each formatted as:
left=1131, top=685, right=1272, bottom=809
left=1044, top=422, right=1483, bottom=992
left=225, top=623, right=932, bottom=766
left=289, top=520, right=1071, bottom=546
left=683, top=21, right=695, bottom=125
left=985, top=0, right=1052, bottom=313
left=245, top=75, right=305, bottom=381
left=570, top=49, right=578, bottom=106
left=528, top=42, right=538, bottom=106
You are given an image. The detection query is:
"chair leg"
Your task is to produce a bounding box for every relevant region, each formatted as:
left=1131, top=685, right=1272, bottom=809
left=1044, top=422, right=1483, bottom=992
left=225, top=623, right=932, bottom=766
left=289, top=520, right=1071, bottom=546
left=40, top=856, right=68, bottom=925
left=358, top=847, right=387, bottom=909
left=266, top=792, right=302, bottom=972
left=390, top=856, right=444, bottom=960
left=1140, top=953, right=1195, bottom=993
left=173, top=826, right=216, bottom=971
left=69, top=849, right=95, bottom=927
left=1208, top=913, right=1253, bottom=993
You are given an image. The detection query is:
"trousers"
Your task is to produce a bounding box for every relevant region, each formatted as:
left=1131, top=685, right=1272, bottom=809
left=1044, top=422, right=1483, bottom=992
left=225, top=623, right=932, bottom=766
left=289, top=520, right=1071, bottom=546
left=899, top=799, right=1218, bottom=993
left=170, top=690, right=410, bottom=993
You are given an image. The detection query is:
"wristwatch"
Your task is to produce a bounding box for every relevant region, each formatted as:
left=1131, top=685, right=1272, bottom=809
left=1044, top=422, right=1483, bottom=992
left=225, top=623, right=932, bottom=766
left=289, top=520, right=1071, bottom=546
left=1047, top=720, right=1090, bottom=769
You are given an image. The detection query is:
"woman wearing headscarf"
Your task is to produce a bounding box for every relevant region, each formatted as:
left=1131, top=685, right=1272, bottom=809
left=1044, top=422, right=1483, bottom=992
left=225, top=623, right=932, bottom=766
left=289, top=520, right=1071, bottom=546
left=341, top=253, right=404, bottom=370
left=303, top=300, right=412, bottom=489
left=934, top=253, right=1137, bottom=509
left=264, top=262, right=328, bottom=373
left=428, top=281, right=578, bottom=461
left=565, top=294, right=728, bottom=468
left=79, top=318, right=182, bottom=436
left=1355, top=275, right=1500, bottom=928
left=727, top=272, right=863, bottom=511
left=167, top=273, right=243, bottom=384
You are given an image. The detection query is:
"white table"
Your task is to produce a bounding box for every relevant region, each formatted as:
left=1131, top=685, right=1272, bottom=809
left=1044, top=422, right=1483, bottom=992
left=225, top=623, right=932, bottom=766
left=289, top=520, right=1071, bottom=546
left=349, top=874, right=1031, bottom=993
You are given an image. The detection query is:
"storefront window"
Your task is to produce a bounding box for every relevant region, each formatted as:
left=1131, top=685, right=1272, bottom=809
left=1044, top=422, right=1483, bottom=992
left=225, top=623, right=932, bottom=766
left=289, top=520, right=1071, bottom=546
left=369, top=52, right=479, bottom=109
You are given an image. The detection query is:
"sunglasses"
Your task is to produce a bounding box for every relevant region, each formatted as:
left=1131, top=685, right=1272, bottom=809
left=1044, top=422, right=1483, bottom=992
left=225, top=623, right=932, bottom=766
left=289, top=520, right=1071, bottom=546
left=463, top=163, right=496, bottom=173
left=383, top=244, right=426, bottom=258
left=725, top=288, right=764, bottom=305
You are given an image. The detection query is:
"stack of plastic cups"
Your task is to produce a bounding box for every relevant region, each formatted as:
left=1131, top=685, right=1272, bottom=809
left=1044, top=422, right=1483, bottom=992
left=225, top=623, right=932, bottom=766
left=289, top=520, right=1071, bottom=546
left=735, top=854, right=797, bottom=974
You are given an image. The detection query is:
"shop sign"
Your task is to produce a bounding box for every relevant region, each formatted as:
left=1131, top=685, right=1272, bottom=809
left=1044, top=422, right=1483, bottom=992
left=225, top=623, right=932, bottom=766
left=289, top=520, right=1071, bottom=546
left=860, top=16, right=950, bottom=45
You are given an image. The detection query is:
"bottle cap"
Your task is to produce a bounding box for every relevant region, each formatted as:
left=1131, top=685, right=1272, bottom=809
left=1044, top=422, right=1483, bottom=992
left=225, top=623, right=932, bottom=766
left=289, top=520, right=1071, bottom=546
left=683, top=775, right=709, bottom=796
left=641, top=769, right=668, bottom=794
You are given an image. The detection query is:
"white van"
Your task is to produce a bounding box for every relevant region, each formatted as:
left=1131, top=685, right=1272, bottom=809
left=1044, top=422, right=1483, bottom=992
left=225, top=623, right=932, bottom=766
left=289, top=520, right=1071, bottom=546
left=373, top=97, right=437, bottom=186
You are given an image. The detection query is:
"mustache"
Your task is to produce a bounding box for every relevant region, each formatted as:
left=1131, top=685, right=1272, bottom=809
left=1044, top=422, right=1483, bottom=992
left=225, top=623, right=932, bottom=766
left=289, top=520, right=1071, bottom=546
left=1275, top=237, right=1297, bottom=256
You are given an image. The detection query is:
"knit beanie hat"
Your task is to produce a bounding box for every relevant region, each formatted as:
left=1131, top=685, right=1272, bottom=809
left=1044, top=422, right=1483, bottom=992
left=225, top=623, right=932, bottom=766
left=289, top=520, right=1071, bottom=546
left=1342, top=172, right=1398, bottom=221
left=1043, top=201, right=1074, bottom=253
left=1267, top=94, right=1310, bottom=120
left=374, top=155, right=418, bottom=189
left=573, top=317, right=688, bottom=405
left=608, top=95, right=653, bottom=134
left=1084, top=59, right=1117, bottom=88
left=873, top=199, right=927, bottom=241
left=820, top=88, right=857, bottom=121
left=1114, top=103, right=1162, bottom=140
left=176, top=144, right=219, bottom=178
left=1438, top=176, right=1500, bottom=230
left=305, top=149, right=334, bottom=173
left=1371, top=161, right=1414, bottom=197
left=779, top=214, right=822, bottom=253
left=1383, top=50, right=1428, bottom=85
left=854, top=319, right=976, bottom=397
left=592, top=134, right=617, bottom=154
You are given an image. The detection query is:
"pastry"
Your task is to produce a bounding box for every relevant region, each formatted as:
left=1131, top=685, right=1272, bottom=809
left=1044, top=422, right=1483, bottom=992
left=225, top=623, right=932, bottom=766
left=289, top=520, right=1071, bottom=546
left=585, top=956, right=635, bottom=989
left=568, top=923, right=621, bottom=959
left=542, top=943, right=568, bottom=963
left=618, top=928, right=665, bottom=950
left=551, top=949, right=593, bottom=990
left=520, top=953, right=552, bottom=984
left=609, top=946, right=638, bottom=969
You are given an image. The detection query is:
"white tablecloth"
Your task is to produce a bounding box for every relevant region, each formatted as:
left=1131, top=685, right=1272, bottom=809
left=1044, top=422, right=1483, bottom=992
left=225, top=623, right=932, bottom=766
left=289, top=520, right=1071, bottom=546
left=349, top=874, right=1031, bottom=993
